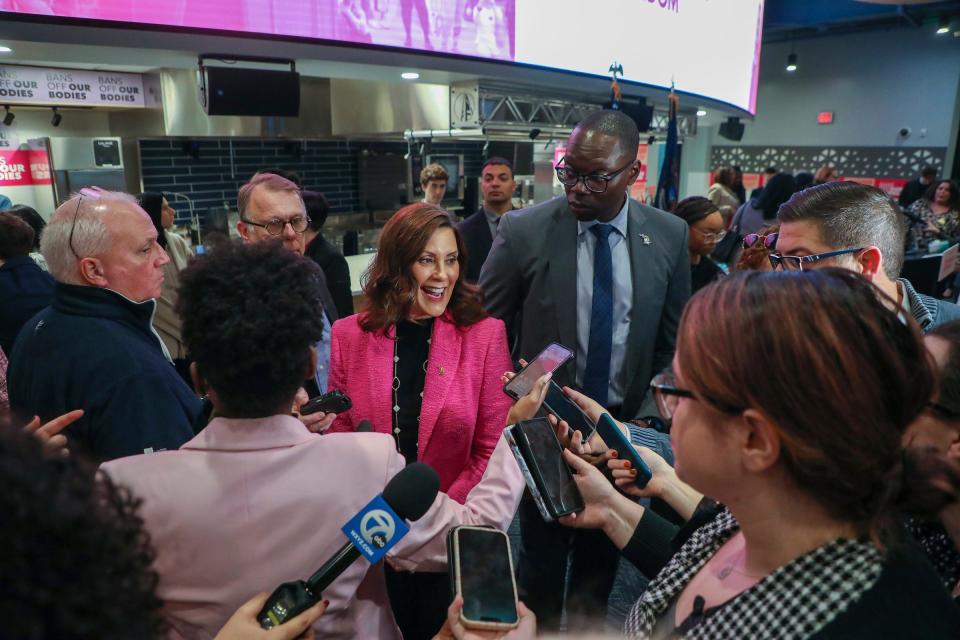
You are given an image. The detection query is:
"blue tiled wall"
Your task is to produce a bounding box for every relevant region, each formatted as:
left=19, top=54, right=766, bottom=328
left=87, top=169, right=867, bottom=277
left=139, top=138, right=485, bottom=223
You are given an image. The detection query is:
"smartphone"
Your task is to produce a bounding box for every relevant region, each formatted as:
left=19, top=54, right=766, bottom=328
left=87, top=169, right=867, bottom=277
left=300, top=389, right=352, bottom=416
left=503, top=343, right=573, bottom=400
left=505, top=418, right=584, bottom=521
left=450, top=526, right=519, bottom=631
left=542, top=381, right=596, bottom=439
left=595, top=413, right=653, bottom=488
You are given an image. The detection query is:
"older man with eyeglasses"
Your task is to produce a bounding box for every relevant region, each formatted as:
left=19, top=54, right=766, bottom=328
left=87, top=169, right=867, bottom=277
left=7, top=187, right=204, bottom=462
left=773, top=180, right=960, bottom=333
left=236, top=172, right=341, bottom=432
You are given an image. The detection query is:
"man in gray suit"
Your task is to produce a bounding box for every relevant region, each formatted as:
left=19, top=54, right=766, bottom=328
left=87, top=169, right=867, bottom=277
left=479, top=109, right=690, bottom=630
left=480, top=110, right=689, bottom=420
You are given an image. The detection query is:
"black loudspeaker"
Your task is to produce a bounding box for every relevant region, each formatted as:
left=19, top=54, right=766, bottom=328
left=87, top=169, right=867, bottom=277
left=201, top=66, right=300, bottom=117
left=606, top=98, right=655, bottom=133
left=718, top=117, right=745, bottom=142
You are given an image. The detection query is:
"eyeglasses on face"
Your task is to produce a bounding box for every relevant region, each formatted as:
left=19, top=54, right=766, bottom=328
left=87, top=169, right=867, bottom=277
left=241, top=215, right=311, bottom=236
left=694, top=228, right=727, bottom=243
left=68, top=187, right=104, bottom=260
left=768, top=247, right=864, bottom=272
left=742, top=232, right=778, bottom=250
left=555, top=156, right=634, bottom=194
left=650, top=372, right=696, bottom=421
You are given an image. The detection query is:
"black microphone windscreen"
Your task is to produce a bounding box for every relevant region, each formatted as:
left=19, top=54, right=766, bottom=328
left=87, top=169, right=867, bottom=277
left=356, top=420, right=373, bottom=432
left=382, top=462, right=440, bottom=522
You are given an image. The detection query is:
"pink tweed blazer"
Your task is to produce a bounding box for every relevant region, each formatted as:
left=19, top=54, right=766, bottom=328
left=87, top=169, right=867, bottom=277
left=327, top=311, right=513, bottom=503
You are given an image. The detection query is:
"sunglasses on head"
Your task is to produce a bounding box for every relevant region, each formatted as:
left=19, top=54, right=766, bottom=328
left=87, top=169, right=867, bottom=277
left=741, top=232, right=778, bottom=250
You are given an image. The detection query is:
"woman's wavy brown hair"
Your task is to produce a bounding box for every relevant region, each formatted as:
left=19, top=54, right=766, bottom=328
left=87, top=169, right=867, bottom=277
left=360, top=203, right=486, bottom=334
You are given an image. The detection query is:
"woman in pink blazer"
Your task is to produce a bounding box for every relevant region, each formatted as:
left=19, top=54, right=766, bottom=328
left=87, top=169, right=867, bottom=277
left=326, top=202, right=513, bottom=638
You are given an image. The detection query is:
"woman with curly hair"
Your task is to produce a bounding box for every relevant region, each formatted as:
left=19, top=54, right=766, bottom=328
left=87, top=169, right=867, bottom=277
left=326, top=203, right=513, bottom=637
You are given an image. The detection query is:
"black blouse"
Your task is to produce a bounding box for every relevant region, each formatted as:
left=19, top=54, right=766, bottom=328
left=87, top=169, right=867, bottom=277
left=393, top=319, right=434, bottom=464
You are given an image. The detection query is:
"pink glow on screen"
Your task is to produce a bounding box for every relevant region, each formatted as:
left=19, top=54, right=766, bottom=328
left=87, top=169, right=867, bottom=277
left=0, top=0, right=516, bottom=61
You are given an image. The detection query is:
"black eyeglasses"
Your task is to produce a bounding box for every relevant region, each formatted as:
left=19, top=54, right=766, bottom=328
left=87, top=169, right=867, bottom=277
left=742, top=232, right=778, bottom=250
left=68, top=188, right=102, bottom=260
left=241, top=215, right=311, bottom=236
left=768, top=248, right=864, bottom=272
left=650, top=372, right=745, bottom=420
left=555, top=156, right=634, bottom=194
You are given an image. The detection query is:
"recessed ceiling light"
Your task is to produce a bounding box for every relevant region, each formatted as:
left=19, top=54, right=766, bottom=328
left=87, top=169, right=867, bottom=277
left=0, top=46, right=12, bottom=53
left=401, top=72, right=420, bottom=80
left=696, top=109, right=707, bottom=117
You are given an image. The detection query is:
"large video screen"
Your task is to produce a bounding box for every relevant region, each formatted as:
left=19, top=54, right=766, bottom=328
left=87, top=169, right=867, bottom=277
left=0, top=0, right=764, bottom=113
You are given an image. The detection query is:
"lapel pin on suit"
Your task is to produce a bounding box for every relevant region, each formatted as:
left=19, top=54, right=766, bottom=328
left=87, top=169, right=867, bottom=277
left=639, top=233, right=652, bottom=245
left=439, top=366, right=446, bottom=376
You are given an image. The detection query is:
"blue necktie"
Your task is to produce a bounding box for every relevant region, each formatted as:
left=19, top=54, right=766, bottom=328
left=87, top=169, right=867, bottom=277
left=583, top=224, right=614, bottom=406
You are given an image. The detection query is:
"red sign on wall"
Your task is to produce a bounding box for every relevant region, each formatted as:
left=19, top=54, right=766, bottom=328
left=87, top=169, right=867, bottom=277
left=0, top=149, right=52, bottom=187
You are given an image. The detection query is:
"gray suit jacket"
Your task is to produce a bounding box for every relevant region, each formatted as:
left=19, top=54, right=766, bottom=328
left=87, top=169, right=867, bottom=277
left=479, top=195, right=690, bottom=419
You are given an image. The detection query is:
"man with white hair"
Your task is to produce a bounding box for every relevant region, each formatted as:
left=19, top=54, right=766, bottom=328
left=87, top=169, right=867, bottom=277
left=7, top=187, right=203, bottom=462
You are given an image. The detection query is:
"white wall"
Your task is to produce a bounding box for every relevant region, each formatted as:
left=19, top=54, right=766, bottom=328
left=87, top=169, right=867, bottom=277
left=719, top=28, right=960, bottom=149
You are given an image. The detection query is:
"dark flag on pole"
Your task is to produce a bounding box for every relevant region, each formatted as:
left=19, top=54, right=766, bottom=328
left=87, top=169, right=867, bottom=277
left=655, top=87, right=680, bottom=212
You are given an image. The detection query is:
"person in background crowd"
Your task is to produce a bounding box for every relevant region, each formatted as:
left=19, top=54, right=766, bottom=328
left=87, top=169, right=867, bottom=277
left=706, top=165, right=741, bottom=223
left=303, top=189, right=353, bottom=318
left=258, top=166, right=303, bottom=189
left=749, top=166, right=779, bottom=200
left=0, top=213, right=54, bottom=356
left=4, top=204, right=49, bottom=270
left=481, top=109, right=688, bottom=632
left=327, top=203, right=513, bottom=638
left=0, top=410, right=330, bottom=640
left=732, top=172, right=797, bottom=238
left=566, top=270, right=960, bottom=638
left=794, top=171, right=814, bottom=192
left=908, top=179, right=960, bottom=249
left=458, top=156, right=518, bottom=282
left=7, top=188, right=202, bottom=462
left=139, top=192, right=192, bottom=362
left=671, top=196, right=725, bottom=294
left=101, top=240, right=529, bottom=639
left=731, top=165, right=746, bottom=205
left=902, top=320, right=960, bottom=599
left=775, top=181, right=960, bottom=333
left=735, top=224, right=779, bottom=272
left=814, top=164, right=839, bottom=184
left=0, top=193, right=10, bottom=210
left=900, top=165, right=940, bottom=210
left=420, top=162, right=450, bottom=206
left=236, top=172, right=340, bottom=432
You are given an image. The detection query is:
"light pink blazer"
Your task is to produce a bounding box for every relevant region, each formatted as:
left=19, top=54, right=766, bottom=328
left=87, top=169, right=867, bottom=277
left=327, top=312, right=513, bottom=503
left=100, top=415, right=524, bottom=640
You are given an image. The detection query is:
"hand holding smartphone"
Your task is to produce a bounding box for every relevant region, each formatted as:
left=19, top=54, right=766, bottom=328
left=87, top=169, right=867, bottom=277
left=300, top=390, right=352, bottom=416
left=448, top=526, right=519, bottom=631
left=595, top=413, right=653, bottom=488
left=503, top=343, right=573, bottom=400
left=542, top=381, right=596, bottom=439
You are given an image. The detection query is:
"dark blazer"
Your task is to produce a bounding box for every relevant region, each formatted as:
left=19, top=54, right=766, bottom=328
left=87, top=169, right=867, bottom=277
left=305, top=234, right=353, bottom=318
left=479, top=195, right=690, bottom=419
left=458, top=208, right=496, bottom=283
left=0, top=256, right=54, bottom=355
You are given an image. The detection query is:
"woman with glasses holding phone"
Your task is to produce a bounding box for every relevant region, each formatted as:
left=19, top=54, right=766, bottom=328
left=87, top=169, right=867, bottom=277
left=556, top=269, right=959, bottom=638
left=670, top=196, right=726, bottom=294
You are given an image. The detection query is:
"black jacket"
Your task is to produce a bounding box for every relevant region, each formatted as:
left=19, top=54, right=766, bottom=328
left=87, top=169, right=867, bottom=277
left=458, top=207, right=510, bottom=283
left=304, top=234, right=353, bottom=319
left=0, top=256, right=54, bottom=355
left=8, top=283, right=203, bottom=462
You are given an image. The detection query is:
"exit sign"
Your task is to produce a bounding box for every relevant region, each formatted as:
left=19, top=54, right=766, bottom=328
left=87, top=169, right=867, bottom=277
left=817, top=112, right=835, bottom=124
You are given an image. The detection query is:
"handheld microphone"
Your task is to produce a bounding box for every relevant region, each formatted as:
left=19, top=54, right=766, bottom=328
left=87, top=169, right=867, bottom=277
left=257, top=462, right=440, bottom=629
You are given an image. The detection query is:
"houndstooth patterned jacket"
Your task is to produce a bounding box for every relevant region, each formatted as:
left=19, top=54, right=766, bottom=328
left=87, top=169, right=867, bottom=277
left=624, top=510, right=883, bottom=639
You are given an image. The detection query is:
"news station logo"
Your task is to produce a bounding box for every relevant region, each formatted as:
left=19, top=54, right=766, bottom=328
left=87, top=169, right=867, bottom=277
left=342, top=495, right=409, bottom=564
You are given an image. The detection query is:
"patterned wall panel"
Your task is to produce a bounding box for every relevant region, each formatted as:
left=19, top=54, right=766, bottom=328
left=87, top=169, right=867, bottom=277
left=710, top=146, right=947, bottom=179
left=139, top=138, right=485, bottom=224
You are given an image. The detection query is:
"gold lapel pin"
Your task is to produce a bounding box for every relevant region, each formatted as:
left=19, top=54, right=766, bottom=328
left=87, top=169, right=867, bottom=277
left=439, top=366, right=446, bottom=376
